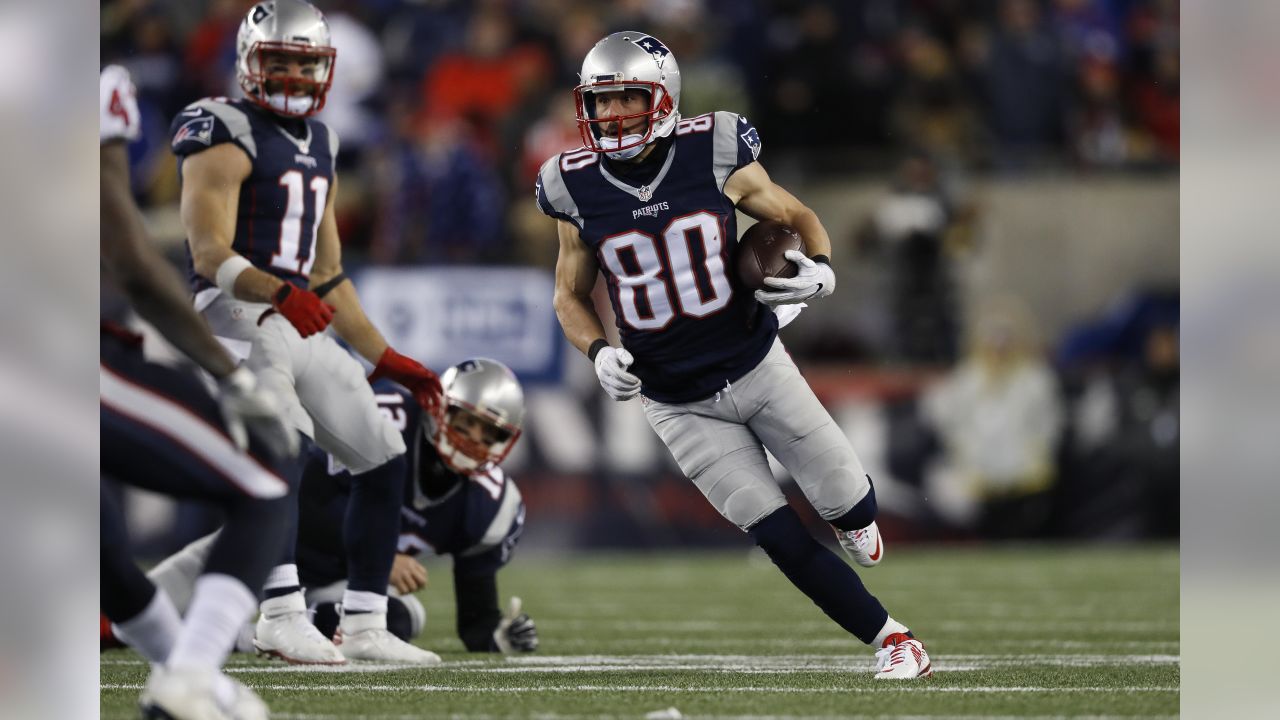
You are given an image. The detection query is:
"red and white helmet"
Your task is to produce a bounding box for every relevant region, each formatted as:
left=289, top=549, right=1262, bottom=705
left=235, top=0, right=336, bottom=118
left=574, top=31, right=682, bottom=160
left=427, top=358, right=525, bottom=475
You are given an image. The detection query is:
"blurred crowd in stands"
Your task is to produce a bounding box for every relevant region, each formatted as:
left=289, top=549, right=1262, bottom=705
left=101, top=0, right=1178, bottom=543
left=102, top=0, right=1178, bottom=267
left=886, top=288, right=1179, bottom=541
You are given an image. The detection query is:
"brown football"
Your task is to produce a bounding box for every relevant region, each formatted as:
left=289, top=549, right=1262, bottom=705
left=735, top=220, right=803, bottom=291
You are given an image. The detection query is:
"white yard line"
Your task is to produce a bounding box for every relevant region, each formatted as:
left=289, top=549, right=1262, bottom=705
left=100, top=652, right=1180, bottom=675
left=102, top=683, right=1179, bottom=694
left=242, top=713, right=1181, bottom=720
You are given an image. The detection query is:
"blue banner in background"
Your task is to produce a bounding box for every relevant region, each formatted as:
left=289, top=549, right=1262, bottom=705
left=353, top=266, right=565, bottom=383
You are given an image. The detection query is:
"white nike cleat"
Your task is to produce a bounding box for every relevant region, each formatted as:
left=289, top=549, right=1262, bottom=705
left=873, top=632, right=932, bottom=680
left=139, top=666, right=268, bottom=720
left=253, top=591, right=346, bottom=665
left=834, top=520, right=884, bottom=567
left=335, top=610, right=442, bottom=665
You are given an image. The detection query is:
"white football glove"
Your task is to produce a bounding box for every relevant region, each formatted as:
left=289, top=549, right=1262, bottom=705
left=492, top=596, right=538, bottom=653
left=218, top=367, right=300, bottom=459
left=774, top=302, right=807, bottom=329
left=754, top=250, right=835, bottom=307
left=594, top=346, right=641, bottom=401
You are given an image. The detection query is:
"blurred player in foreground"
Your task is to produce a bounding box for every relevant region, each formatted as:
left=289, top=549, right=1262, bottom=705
left=173, top=0, right=442, bottom=665
left=141, top=358, right=539, bottom=655
left=101, top=64, right=297, bottom=719
left=538, top=32, right=931, bottom=678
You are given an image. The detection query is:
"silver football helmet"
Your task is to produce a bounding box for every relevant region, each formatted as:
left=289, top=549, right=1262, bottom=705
left=429, top=358, right=525, bottom=475
left=235, top=0, right=336, bottom=118
left=574, top=31, right=682, bottom=159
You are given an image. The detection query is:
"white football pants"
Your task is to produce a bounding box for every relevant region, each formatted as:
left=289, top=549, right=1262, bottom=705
left=199, top=291, right=405, bottom=474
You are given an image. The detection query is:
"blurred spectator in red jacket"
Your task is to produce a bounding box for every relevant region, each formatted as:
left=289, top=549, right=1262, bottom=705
left=418, top=6, right=550, bottom=158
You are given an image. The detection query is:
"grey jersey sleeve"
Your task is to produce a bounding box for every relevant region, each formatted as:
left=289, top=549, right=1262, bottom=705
left=171, top=98, right=258, bottom=160
left=711, top=111, right=763, bottom=192
left=535, top=155, right=584, bottom=229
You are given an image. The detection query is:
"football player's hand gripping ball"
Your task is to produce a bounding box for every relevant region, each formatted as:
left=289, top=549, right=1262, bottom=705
left=594, top=346, right=641, bottom=401
left=493, top=596, right=538, bottom=653
left=271, top=283, right=335, bottom=337
left=368, top=348, right=444, bottom=416
left=754, top=251, right=835, bottom=307
left=218, top=367, right=300, bottom=458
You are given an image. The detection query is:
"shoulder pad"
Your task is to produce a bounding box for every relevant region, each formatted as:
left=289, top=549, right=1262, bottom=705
left=170, top=98, right=258, bottom=159
left=100, top=65, right=140, bottom=145
left=535, top=154, right=584, bottom=229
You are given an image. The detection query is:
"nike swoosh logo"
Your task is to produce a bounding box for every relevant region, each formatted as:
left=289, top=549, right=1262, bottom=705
left=181, top=108, right=203, bottom=117
left=868, top=534, right=882, bottom=561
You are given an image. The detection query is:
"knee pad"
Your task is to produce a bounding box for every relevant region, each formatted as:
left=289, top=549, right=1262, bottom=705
left=747, top=505, right=821, bottom=569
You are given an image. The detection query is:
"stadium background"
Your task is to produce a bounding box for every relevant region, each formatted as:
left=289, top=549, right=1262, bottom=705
left=99, top=0, right=1178, bottom=556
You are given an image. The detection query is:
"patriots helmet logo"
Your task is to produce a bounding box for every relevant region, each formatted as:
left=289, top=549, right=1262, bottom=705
left=631, top=34, right=671, bottom=67
left=173, top=116, right=215, bottom=148
left=739, top=119, right=762, bottom=160
left=251, top=3, right=273, bottom=25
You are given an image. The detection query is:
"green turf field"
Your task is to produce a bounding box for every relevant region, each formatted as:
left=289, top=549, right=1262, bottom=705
left=100, top=544, right=1178, bottom=719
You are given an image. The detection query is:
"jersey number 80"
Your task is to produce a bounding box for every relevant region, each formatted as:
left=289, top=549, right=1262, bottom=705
left=599, top=211, right=733, bottom=330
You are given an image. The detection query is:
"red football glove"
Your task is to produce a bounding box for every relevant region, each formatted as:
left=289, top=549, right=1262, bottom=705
left=368, top=347, right=443, bottom=415
left=271, top=283, right=335, bottom=338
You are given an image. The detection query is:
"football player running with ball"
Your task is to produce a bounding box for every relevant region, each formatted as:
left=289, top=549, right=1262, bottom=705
left=173, top=0, right=440, bottom=665
left=537, top=32, right=931, bottom=679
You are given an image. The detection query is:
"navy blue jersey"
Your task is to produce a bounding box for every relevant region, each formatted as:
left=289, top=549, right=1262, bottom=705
left=170, top=97, right=337, bottom=293
left=536, top=111, right=777, bottom=403
left=299, top=384, right=525, bottom=581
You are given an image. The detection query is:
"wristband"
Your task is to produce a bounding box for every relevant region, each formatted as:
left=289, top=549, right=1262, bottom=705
left=272, top=283, right=294, bottom=304
left=215, top=255, right=253, bottom=295
left=587, top=338, right=609, bottom=362
left=809, top=254, right=832, bottom=267
left=312, top=272, right=349, bottom=299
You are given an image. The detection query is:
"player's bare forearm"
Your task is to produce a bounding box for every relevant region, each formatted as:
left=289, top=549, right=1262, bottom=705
left=101, top=143, right=237, bottom=379
left=325, top=279, right=390, bottom=363
left=308, top=180, right=388, bottom=362
left=552, top=219, right=608, bottom=355
left=726, top=161, right=833, bottom=259
left=180, top=143, right=284, bottom=303
left=786, top=205, right=833, bottom=259
left=554, top=288, right=608, bottom=356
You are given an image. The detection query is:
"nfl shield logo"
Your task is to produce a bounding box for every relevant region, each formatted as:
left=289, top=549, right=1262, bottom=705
left=638, top=185, right=653, bottom=201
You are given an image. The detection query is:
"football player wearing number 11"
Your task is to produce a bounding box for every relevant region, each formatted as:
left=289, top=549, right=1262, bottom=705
left=173, top=0, right=441, bottom=666
left=538, top=31, right=931, bottom=679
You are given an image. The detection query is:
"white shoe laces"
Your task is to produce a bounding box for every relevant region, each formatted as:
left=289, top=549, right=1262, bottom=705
left=844, top=527, right=870, bottom=552
left=874, top=645, right=894, bottom=672
left=875, top=640, right=919, bottom=674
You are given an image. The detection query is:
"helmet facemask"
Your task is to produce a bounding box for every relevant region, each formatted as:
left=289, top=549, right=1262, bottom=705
left=428, top=402, right=521, bottom=476
left=574, top=80, right=675, bottom=160
left=240, top=42, right=336, bottom=118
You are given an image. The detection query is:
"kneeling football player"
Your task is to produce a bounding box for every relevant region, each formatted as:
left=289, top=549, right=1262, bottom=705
left=135, top=358, right=538, bottom=655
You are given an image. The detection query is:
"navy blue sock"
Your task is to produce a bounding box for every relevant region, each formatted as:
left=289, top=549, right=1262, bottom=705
left=748, top=505, right=889, bottom=645
left=345, top=453, right=406, bottom=594
left=830, top=475, right=878, bottom=532
left=203, top=493, right=292, bottom=601
left=263, top=439, right=309, bottom=600
left=100, top=486, right=156, bottom=622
